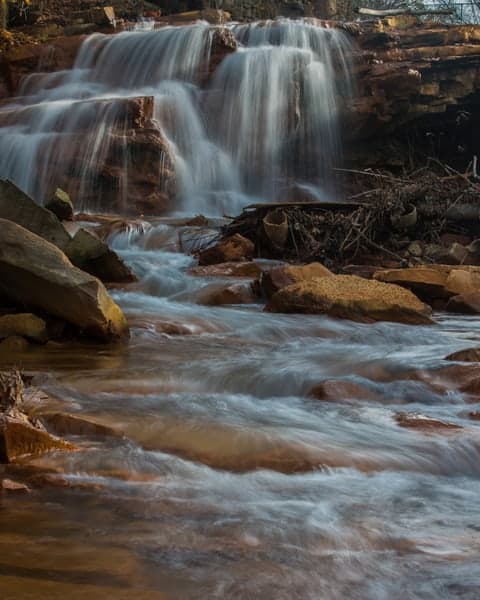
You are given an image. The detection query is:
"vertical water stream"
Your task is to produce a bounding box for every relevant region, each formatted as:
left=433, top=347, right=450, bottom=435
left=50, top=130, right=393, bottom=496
left=0, top=19, right=351, bottom=214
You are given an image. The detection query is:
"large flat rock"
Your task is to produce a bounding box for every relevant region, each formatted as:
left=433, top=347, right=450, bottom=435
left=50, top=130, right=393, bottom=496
left=266, top=274, right=433, bottom=324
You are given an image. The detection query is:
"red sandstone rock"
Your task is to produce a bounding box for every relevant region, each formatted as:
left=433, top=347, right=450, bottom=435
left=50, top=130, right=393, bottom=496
left=395, top=412, right=462, bottom=432
left=198, top=234, right=254, bottom=266
left=309, top=379, right=379, bottom=402
left=446, top=347, right=480, bottom=362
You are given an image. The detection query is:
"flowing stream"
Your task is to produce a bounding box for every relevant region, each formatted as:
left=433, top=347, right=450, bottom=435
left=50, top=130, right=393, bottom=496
left=0, top=18, right=480, bottom=600
left=1, top=222, right=480, bottom=599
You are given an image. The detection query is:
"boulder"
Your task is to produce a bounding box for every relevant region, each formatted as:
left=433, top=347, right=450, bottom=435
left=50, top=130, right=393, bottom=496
left=0, top=414, right=75, bottom=462
left=0, top=180, right=71, bottom=250
left=446, top=347, right=480, bottom=362
left=198, top=234, right=254, bottom=266
left=266, top=275, right=433, bottom=325
left=0, top=219, right=129, bottom=341
left=374, top=266, right=450, bottom=300
left=0, top=180, right=133, bottom=282
left=65, top=228, right=137, bottom=284
left=0, top=314, right=47, bottom=343
left=374, top=265, right=480, bottom=313
left=261, top=262, right=333, bottom=299
left=45, top=188, right=74, bottom=221
left=446, top=292, right=480, bottom=314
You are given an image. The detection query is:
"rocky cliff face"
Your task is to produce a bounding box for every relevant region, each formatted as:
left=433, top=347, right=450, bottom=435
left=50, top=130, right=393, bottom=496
left=343, top=16, right=480, bottom=169
left=1, top=12, right=479, bottom=209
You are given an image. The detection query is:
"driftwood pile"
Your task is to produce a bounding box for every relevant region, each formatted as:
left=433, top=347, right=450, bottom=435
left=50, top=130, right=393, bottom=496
left=221, top=162, right=480, bottom=269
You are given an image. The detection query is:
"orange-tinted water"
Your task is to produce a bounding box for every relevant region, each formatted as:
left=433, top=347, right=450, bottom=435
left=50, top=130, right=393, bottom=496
left=1, top=223, right=480, bottom=599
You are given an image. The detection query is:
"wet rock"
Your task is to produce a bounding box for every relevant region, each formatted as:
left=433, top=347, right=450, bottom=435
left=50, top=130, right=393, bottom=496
left=28, top=472, right=105, bottom=490
left=39, top=412, right=121, bottom=439
left=261, top=262, right=333, bottom=300
left=0, top=180, right=71, bottom=251
left=2, top=35, right=85, bottom=97
left=0, top=336, right=29, bottom=353
left=198, top=282, right=257, bottom=306
left=468, top=411, right=480, bottom=421
left=0, top=219, right=129, bottom=341
left=188, top=261, right=262, bottom=278
left=45, top=188, right=74, bottom=222
left=267, top=275, right=432, bottom=325
left=0, top=414, right=75, bottom=463
left=428, top=363, right=480, bottom=399
left=446, top=347, right=480, bottom=362
left=309, top=379, right=379, bottom=402
left=0, top=314, right=47, bottom=343
left=77, top=216, right=149, bottom=242
left=395, top=412, right=462, bottom=432
left=65, top=228, right=137, bottom=284
left=460, top=377, right=480, bottom=397
left=198, top=234, right=254, bottom=266
left=1, top=478, right=31, bottom=493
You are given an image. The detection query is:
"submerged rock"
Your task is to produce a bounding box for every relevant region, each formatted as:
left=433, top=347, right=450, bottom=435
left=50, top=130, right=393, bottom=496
left=395, top=412, right=462, bottom=432
left=266, top=275, right=433, bottom=324
left=39, top=412, right=121, bottom=439
left=45, top=188, right=74, bottom=221
left=0, top=314, right=47, bottom=343
left=0, top=219, right=129, bottom=341
left=198, top=234, right=254, bottom=266
left=309, top=379, right=380, bottom=402
left=446, top=347, right=480, bottom=362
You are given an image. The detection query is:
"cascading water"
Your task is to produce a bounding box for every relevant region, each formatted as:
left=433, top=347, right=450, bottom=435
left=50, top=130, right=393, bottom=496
left=0, top=18, right=352, bottom=215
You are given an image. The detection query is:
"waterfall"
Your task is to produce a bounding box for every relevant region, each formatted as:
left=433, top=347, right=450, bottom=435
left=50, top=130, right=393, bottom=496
left=0, top=18, right=352, bottom=215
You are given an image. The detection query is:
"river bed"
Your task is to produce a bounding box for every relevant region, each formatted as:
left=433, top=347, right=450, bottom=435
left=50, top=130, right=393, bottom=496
left=1, top=222, right=480, bottom=599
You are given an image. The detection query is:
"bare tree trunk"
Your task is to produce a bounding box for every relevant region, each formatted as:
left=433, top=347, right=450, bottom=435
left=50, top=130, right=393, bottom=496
left=0, top=0, right=8, bottom=29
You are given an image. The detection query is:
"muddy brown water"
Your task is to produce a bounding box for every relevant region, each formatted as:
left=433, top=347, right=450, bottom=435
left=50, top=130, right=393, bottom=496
left=1, top=223, right=480, bottom=599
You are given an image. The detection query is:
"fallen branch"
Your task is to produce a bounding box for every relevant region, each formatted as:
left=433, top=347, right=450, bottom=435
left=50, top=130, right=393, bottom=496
left=357, top=7, right=454, bottom=16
